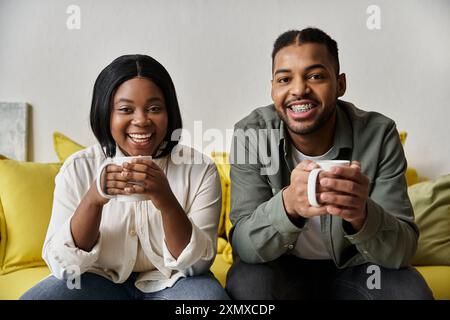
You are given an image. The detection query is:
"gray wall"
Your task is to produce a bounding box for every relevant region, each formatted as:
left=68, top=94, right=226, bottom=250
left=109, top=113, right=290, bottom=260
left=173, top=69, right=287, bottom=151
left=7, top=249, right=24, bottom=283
left=1, top=0, right=449, bottom=179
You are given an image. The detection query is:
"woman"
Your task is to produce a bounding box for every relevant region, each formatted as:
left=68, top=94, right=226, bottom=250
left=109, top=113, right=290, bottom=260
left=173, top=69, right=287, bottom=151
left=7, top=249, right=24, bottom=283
left=21, top=55, right=228, bottom=300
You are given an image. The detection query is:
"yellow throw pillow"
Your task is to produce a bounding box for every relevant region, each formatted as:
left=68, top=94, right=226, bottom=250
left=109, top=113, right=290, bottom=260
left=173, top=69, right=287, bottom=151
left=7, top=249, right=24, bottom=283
left=210, top=152, right=234, bottom=265
left=53, top=131, right=85, bottom=163
left=398, top=131, right=421, bottom=186
left=0, top=159, right=61, bottom=274
left=399, top=131, right=407, bottom=145
left=210, top=152, right=231, bottom=238
left=409, top=174, right=450, bottom=266
left=0, top=156, right=6, bottom=244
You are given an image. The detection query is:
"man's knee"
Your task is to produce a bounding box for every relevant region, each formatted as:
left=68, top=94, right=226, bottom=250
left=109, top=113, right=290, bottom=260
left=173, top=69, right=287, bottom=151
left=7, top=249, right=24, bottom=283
left=226, top=259, right=277, bottom=300
left=333, top=264, right=434, bottom=300
left=383, top=267, right=434, bottom=300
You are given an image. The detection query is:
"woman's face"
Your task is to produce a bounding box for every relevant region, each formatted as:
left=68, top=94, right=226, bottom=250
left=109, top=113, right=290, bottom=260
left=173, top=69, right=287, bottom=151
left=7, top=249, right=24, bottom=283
left=110, top=77, right=168, bottom=157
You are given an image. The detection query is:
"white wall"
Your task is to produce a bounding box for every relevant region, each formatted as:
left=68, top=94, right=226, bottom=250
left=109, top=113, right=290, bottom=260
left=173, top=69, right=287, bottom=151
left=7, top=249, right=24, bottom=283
left=1, top=0, right=449, bottom=179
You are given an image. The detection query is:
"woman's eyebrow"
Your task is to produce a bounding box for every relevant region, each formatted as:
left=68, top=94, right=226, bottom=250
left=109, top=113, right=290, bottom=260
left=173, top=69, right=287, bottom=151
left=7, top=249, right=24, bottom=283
left=114, top=98, right=134, bottom=105
left=146, top=97, right=163, bottom=103
left=114, top=97, right=162, bottom=105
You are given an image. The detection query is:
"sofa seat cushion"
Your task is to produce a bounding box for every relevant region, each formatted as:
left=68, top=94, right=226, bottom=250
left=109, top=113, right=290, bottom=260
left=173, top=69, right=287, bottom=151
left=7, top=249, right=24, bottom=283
left=0, top=266, right=50, bottom=300
left=415, top=266, right=450, bottom=300
left=210, top=237, right=233, bottom=287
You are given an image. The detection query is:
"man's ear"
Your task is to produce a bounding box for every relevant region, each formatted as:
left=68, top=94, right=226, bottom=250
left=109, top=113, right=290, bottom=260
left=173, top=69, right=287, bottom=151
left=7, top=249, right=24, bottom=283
left=337, top=73, right=346, bottom=97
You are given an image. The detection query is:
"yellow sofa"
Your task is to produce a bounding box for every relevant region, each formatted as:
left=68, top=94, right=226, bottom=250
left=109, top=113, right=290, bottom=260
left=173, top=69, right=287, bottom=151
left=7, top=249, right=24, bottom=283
left=0, top=133, right=449, bottom=299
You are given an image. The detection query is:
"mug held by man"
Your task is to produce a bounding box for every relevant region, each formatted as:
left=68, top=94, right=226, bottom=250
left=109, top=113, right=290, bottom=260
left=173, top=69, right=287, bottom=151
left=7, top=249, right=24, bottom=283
left=308, top=160, right=350, bottom=207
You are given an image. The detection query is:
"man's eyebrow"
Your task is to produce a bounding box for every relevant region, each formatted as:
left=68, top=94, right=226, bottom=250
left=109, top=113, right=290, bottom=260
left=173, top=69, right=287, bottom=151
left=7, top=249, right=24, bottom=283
left=273, top=64, right=327, bottom=76
left=304, top=64, right=327, bottom=72
left=273, top=68, right=291, bottom=76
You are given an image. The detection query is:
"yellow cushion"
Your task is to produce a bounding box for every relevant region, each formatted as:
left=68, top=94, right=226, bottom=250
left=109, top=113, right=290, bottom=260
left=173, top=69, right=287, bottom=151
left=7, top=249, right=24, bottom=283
left=399, top=131, right=407, bottom=145
left=210, top=152, right=231, bottom=237
left=415, top=266, right=450, bottom=300
left=405, top=167, right=419, bottom=187
left=0, top=159, right=61, bottom=274
left=210, top=152, right=233, bottom=261
left=53, top=131, right=85, bottom=162
left=409, top=175, right=450, bottom=266
left=210, top=152, right=234, bottom=284
left=0, top=266, right=50, bottom=300
left=210, top=236, right=233, bottom=288
left=398, top=131, right=422, bottom=186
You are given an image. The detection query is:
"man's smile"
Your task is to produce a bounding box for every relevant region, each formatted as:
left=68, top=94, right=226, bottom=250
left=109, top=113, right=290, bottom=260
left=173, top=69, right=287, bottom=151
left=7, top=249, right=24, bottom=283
left=285, top=99, right=319, bottom=120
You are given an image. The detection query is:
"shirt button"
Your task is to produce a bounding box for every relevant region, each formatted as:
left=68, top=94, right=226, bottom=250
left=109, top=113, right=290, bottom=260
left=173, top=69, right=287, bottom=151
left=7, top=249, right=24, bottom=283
left=363, top=250, right=369, bottom=254
left=288, top=244, right=294, bottom=250
left=129, top=229, right=136, bottom=236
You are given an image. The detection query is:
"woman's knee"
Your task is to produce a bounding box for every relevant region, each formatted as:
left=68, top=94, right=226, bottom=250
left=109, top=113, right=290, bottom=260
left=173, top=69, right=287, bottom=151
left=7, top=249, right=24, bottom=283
left=20, top=272, right=131, bottom=300
left=20, top=276, right=71, bottom=300
left=153, top=273, right=230, bottom=300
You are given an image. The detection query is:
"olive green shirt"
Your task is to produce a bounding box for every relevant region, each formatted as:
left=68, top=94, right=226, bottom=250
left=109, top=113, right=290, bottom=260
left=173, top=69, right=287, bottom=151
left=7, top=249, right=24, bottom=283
left=229, top=100, right=418, bottom=269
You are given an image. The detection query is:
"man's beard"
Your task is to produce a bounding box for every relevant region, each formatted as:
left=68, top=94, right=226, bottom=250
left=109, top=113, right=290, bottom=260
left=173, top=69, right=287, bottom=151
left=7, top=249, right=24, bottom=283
left=278, top=106, right=336, bottom=136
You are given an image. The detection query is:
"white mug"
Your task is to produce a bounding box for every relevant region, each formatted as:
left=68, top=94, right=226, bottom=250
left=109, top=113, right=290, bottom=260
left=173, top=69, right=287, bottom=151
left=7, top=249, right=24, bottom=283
left=307, top=160, right=350, bottom=207
left=96, top=156, right=152, bottom=202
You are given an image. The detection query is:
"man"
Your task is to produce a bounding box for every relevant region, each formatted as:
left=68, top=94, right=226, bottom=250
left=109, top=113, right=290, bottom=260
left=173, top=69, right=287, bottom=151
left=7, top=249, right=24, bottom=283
left=226, top=28, right=433, bottom=300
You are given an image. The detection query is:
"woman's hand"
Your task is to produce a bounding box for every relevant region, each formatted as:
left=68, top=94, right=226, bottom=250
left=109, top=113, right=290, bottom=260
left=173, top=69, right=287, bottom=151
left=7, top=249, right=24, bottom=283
left=89, top=163, right=134, bottom=206
left=120, top=158, right=176, bottom=211
left=121, top=157, right=192, bottom=258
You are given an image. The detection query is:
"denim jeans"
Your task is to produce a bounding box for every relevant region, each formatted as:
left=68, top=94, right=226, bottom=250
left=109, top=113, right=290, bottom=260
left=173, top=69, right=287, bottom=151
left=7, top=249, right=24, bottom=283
left=226, top=255, right=434, bottom=300
left=20, top=272, right=230, bottom=300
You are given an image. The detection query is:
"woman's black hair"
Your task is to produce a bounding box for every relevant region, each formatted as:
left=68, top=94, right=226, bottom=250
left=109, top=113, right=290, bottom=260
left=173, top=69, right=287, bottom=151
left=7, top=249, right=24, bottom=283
left=90, top=54, right=182, bottom=158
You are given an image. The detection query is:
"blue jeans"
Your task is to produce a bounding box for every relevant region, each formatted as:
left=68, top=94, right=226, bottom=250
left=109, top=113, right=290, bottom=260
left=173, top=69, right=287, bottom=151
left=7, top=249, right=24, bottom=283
left=20, top=272, right=230, bottom=300
left=226, top=255, right=434, bottom=300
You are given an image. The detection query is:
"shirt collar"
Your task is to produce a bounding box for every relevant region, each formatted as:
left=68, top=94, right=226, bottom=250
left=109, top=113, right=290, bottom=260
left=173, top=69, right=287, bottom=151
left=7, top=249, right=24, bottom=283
left=115, top=145, right=127, bottom=157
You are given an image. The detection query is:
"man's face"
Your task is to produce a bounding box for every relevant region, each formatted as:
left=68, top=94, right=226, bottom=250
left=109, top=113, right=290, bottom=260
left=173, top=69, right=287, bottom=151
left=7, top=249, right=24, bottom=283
left=271, top=43, right=346, bottom=136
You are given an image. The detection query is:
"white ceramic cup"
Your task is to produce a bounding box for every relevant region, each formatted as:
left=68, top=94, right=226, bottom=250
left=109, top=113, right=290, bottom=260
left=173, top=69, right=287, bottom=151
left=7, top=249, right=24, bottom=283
left=307, top=160, right=350, bottom=207
left=96, top=156, right=152, bottom=202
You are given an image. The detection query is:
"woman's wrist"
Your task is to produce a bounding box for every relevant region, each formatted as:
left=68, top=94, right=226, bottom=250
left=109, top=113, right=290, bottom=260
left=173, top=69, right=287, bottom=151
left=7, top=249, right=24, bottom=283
left=157, top=192, right=180, bottom=213
left=87, top=182, right=109, bottom=207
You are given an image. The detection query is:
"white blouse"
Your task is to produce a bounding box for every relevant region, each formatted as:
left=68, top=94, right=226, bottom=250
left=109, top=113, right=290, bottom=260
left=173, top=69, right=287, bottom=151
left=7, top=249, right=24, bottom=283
left=42, top=144, right=221, bottom=293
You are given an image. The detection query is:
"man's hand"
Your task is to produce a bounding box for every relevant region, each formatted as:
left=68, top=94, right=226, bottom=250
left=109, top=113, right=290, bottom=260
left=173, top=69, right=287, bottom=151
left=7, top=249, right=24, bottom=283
left=282, top=160, right=330, bottom=220
left=318, top=161, right=370, bottom=231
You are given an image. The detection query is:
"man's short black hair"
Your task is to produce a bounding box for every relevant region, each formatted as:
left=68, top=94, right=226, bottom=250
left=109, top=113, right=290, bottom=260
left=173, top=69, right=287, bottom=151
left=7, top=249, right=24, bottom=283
left=90, top=54, right=182, bottom=158
left=271, top=28, right=340, bottom=76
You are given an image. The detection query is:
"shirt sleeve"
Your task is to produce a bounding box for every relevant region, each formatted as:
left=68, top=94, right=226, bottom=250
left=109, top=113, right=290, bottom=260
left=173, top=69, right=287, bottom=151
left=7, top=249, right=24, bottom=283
left=42, top=162, right=102, bottom=280
left=161, top=162, right=221, bottom=274
left=342, top=122, right=418, bottom=268
left=228, top=127, right=305, bottom=263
